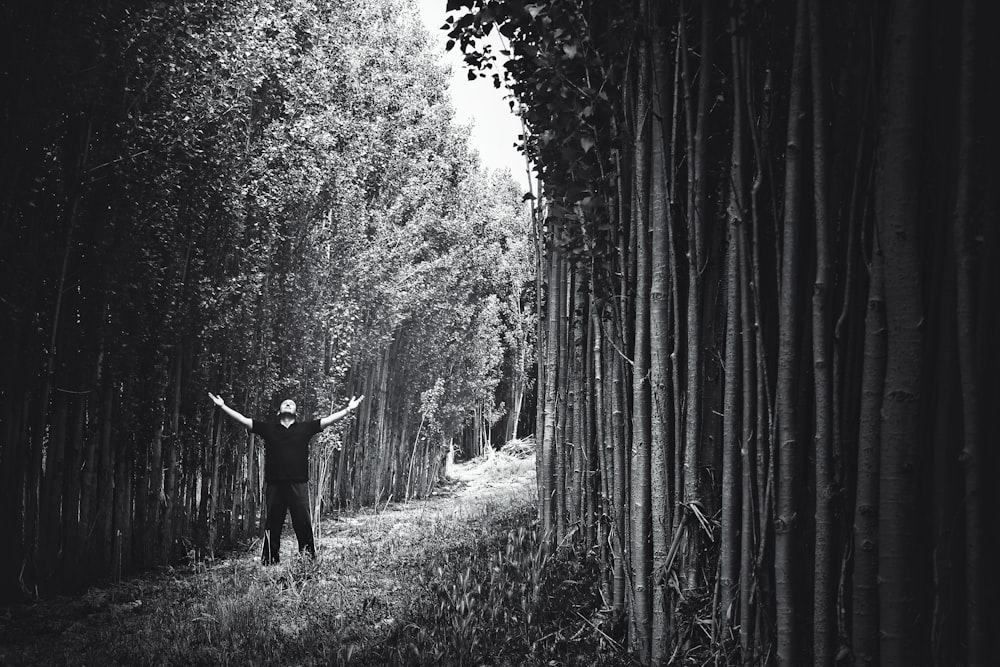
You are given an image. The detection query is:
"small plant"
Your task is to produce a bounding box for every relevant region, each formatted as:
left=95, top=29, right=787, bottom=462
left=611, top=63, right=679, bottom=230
left=371, top=507, right=637, bottom=666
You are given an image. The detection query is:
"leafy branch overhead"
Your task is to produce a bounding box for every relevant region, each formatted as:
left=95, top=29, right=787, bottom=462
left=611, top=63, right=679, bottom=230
left=445, top=0, right=628, bottom=267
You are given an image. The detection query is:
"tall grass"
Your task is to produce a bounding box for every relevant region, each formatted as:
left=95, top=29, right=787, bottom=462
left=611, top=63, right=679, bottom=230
left=367, top=506, right=637, bottom=666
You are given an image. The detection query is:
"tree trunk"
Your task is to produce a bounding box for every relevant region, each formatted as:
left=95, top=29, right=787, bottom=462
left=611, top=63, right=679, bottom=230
left=951, top=2, right=984, bottom=663
left=738, top=222, right=758, bottom=658
left=629, top=23, right=654, bottom=661
left=876, top=1, right=925, bottom=663
left=540, top=225, right=561, bottom=550
left=851, top=240, right=886, bottom=666
left=808, top=0, right=835, bottom=661
left=62, top=398, right=85, bottom=587
left=679, top=0, right=713, bottom=591
left=648, top=3, right=673, bottom=660
left=39, top=394, right=68, bottom=589
left=160, top=351, right=182, bottom=563
left=720, top=9, right=748, bottom=633
left=555, top=259, right=569, bottom=543
left=95, top=382, right=115, bottom=576
left=720, top=152, right=742, bottom=638
left=610, top=324, right=628, bottom=612
left=112, top=422, right=132, bottom=581
left=592, top=307, right=613, bottom=601
left=775, top=0, right=808, bottom=661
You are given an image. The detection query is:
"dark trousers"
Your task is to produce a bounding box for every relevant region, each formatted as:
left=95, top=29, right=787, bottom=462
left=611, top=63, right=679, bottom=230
left=262, top=481, right=315, bottom=564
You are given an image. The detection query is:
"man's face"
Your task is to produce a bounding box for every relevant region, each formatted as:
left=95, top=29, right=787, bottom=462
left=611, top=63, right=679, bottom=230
left=278, top=399, right=297, bottom=418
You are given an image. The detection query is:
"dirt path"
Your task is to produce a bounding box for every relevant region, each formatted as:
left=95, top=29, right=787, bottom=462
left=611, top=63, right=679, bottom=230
left=0, top=453, right=536, bottom=666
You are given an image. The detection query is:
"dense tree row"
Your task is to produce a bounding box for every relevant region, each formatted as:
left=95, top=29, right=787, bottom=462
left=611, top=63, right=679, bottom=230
left=0, top=0, right=533, bottom=598
left=451, top=0, right=996, bottom=664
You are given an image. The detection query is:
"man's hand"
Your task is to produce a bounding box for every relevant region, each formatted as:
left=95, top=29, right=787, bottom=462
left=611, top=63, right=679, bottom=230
left=209, top=392, right=252, bottom=430
left=319, top=395, right=366, bottom=430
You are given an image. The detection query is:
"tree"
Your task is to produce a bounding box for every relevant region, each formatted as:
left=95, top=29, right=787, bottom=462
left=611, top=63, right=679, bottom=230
left=446, top=0, right=997, bottom=663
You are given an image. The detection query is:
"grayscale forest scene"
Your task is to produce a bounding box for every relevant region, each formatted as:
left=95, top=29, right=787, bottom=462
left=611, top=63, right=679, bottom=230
left=1, top=0, right=995, bottom=665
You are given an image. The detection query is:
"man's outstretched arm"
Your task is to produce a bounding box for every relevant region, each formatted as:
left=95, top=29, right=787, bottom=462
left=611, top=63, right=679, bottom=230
left=319, top=395, right=365, bottom=430
left=208, top=392, right=253, bottom=430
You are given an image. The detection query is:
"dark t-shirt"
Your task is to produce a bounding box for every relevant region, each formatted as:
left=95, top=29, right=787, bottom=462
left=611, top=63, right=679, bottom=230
left=251, top=419, right=321, bottom=483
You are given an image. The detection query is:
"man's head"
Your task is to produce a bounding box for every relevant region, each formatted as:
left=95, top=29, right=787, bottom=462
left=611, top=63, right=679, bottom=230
left=278, top=399, right=297, bottom=420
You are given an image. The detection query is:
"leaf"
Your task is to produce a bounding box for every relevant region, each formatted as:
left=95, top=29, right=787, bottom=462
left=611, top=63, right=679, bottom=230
left=579, top=136, right=595, bottom=153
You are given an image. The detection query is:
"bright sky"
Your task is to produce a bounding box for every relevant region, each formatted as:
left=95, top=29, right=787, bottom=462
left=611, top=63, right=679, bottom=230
left=414, top=0, right=531, bottom=193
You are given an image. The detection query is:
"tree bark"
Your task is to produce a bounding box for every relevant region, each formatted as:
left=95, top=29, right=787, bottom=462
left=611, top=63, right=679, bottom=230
left=774, top=0, right=808, bottom=661
left=648, top=3, right=673, bottom=660
left=738, top=222, right=758, bottom=658
left=951, top=2, right=984, bottom=663
left=630, top=27, right=653, bottom=659
left=808, top=0, right=835, bottom=661
left=541, top=224, right=561, bottom=550
left=876, top=1, right=926, bottom=663
left=851, top=240, right=886, bottom=667
left=610, top=324, right=628, bottom=612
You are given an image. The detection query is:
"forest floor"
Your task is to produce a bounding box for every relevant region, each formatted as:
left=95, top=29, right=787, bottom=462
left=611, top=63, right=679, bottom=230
left=0, top=450, right=635, bottom=666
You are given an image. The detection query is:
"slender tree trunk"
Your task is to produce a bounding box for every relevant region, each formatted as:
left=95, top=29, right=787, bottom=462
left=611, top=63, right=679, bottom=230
left=808, top=1, right=835, bottom=661
left=744, top=59, right=778, bottom=648
left=647, top=4, right=673, bottom=660
left=929, top=246, right=960, bottom=666
left=629, top=24, right=654, bottom=661
left=534, top=198, right=547, bottom=506
left=39, top=394, right=69, bottom=589
left=720, top=140, right=742, bottom=639
left=738, top=223, right=758, bottom=658
left=851, top=241, right=886, bottom=667
left=95, top=382, right=115, bottom=576
left=952, top=2, right=984, bottom=663
left=610, top=326, right=628, bottom=612
left=160, top=351, right=182, bottom=563
left=876, top=1, right=925, bottom=663
left=582, top=304, right=596, bottom=550
left=593, top=308, right=613, bottom=601
left=569, top=266, right=584, bottom=533
left=541, top=227, right=561, bottom=550
left=774, top=0, right=808, bottom=661
left=555, top=260, right=569, bottom=544
left=62, top=398, right=86, bottom=586
left=146, top=417, right=164, bottom=565
left=112, top=419, right=132, bottom=581
left=720, top=9, right=748, bottom=634
left=679, top=0, right=712, bottom=590
left=667, top=62, right=685, bottom=540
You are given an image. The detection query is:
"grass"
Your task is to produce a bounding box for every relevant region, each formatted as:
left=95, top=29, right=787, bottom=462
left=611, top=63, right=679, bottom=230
left=0, top=452, right=637, bottom=666
left=368, top=513, right=636, bottom=666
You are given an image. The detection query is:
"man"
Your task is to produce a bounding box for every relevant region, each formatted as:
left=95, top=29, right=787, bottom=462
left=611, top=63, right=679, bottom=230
left=208, top=391, right=365, bottom=565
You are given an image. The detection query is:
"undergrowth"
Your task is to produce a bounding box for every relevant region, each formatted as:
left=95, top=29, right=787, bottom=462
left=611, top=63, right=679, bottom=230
left=1, top=454, right=639, bottom=666
left=366, top=505, right=638, bottom=667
